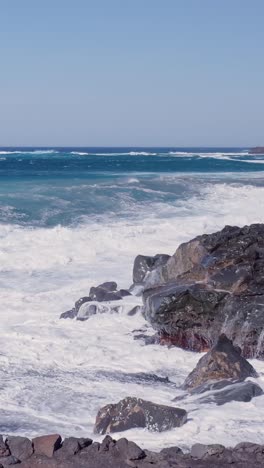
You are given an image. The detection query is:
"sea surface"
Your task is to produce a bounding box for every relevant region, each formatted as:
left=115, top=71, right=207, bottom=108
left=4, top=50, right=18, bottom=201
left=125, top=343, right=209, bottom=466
left=0, top=147, right=264, bottom=451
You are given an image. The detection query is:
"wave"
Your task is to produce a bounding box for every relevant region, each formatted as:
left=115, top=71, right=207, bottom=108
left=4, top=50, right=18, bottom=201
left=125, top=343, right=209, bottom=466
left=0, top=150, right=59, bottom=155
left=70, top=151, right=158, bottom=156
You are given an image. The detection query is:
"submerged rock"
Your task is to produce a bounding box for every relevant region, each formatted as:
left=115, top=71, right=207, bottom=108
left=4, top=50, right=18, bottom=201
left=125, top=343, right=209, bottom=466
left=197, top=380, right=263, bottom=405
left=94, top=397, right=187, bottom=434
left=183, top=334, right=258, bottom=391
left=143, top=224, right=264, bottom=358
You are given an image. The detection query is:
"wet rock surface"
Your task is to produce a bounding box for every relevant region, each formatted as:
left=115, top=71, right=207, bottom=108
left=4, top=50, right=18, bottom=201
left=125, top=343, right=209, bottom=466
left=143, top=224, right=264, bottom=358
left=94, top=397, right=187, bottom=434
left=183, top=334, right=258, bottom=390
left=0, top=433, right=260, bottom=467
left=60, top=281, right=133, bottom=320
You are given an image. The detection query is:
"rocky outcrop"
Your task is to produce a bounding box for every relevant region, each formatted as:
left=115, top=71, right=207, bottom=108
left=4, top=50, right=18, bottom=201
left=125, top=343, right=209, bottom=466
left=183, top=334, right=258, bottom=390
left=60, top=281, right=132, bottom=320
left=94, top=397, right=187, bottom=434
left=0, top=433, right=262, bottom=467
left=249, top=147, right=264, bottom=154
left=143, top=224, right=264, bottom=358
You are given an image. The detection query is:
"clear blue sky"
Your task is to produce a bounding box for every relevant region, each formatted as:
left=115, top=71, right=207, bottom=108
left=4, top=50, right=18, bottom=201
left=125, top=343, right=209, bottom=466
left=1, top=0, right=264, bottom=146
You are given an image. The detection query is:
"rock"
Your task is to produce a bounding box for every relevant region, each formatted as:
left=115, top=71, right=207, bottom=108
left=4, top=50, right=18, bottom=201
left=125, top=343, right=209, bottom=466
left=183, top=334, right=258, bottom=390
left=144, top=283, right=228, bottom=352
left=6, top=436, right=33, bottom=461
left=55, top=437, right=92, bottom=459
left=60, top=308, right=77, bottom=320
left=115, top=438, right=145, bottom=461
left=76, top=301, right=121, bottom=321
left=197, top=380, right=263, bottom=405
left=249, top=147, right=264, bottom=154
left=32, top=434, right=62, bottom=458
left=127, top=305, right=142, bottom=316
left=133, top=254, right=170, bottom=285
left=0, top=456, right=20, bottom=466
left=191, top=443, right=225, bottom=459
left=89, top=282, right=123, bottom=302
left=75, top=296, right=91, bottom=312
left=94, top=397, right=187, bottom=434
left=143, top=224, right=264, bottom=358
left=0, top=437, right=9, bottom=457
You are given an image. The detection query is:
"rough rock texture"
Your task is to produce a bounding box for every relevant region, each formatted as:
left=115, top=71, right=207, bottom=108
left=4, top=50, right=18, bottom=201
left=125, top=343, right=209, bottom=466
left=6, top=436, right=33, bottom=461
left=0, top=433, right=260, bottom=467
left=133, top=254, right=170, bottom=285
left=143, top=224, right=264, bottom=358
left=32, top=434, right=62, bottom=458
left=94, top=397, right=187, bottom=434
left=183, top=334, right=258, bottom=390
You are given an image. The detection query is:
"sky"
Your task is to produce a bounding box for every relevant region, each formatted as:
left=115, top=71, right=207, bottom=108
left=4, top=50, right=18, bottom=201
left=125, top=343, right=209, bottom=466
left=0, top=0, right=264, bottom=147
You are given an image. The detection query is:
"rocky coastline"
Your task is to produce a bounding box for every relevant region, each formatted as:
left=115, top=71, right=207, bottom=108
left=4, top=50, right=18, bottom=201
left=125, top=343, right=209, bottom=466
left=3, top=224, right=263, bottom=467
left=0, top=433, right=264, bottom=467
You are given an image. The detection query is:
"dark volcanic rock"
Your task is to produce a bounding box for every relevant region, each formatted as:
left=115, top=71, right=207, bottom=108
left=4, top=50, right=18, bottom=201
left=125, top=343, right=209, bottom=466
left=3, top=432, right=264, bottom=468
left=60, top=308, right=77, bottom=320
left=143, top=224, right=264, bottom=358
left=94, top=397, right=187, bottom=434
left=133, top=254, right=170, bottom=285
left=89, top=281, right=123, bottom=302
left=183, top=334, right=258, bottom=390
left=6, top=436, right=33, bottom=462
left=197, top=380, right=263, bottom=405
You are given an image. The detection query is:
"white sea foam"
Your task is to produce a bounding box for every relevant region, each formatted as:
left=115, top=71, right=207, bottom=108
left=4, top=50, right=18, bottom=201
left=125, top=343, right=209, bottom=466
left=0, top=181, right=264, bottom=449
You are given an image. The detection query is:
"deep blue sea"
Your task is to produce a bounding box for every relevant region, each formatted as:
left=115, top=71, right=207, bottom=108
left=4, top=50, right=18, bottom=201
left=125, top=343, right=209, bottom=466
left=0, top=146, right=264, bottom=227
left=1, top=146, right=264, bottom=447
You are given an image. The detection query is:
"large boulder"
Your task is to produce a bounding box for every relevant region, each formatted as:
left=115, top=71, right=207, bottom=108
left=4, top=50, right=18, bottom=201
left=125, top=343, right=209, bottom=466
left=143, top=224, right=264, bottom=358
left=183, top=334, right=258, bottom=391
left=94, top=397, right=187, bottom=434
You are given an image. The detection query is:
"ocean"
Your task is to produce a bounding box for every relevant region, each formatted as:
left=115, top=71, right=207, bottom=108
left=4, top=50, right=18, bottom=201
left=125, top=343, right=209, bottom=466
left=0, top=147, right=264, bottom=451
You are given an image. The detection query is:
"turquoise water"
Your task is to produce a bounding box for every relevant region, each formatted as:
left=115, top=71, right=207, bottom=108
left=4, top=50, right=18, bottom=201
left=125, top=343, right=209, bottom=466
left=0, top=147, right=263, bottom=226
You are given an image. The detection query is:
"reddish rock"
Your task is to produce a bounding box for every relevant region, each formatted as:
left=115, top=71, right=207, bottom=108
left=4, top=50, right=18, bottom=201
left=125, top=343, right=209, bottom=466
left=32, top=434, right=62, bottom=458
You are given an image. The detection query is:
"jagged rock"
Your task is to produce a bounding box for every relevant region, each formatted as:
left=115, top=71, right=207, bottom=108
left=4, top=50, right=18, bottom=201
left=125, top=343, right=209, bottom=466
left=144, top=283, right=228, bottom=352
left=183, top=334, right=258, bottom=390
left=94, top=397, right=187, bottom=434
left=191, top=443, right=225, bottom=459
left=6, top=437, right=33, bottom=462
left=32, top=434, right=62, bottom=458
left=143, top=224, right=264, bottom=358
left=133, top=254, right=170, bottom=285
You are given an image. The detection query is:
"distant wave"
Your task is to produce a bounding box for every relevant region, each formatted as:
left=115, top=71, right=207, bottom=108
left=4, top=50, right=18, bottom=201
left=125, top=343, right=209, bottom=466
left=0, top=150, right=58, bottom=155
left=70, top=151, right=158, bottom=156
